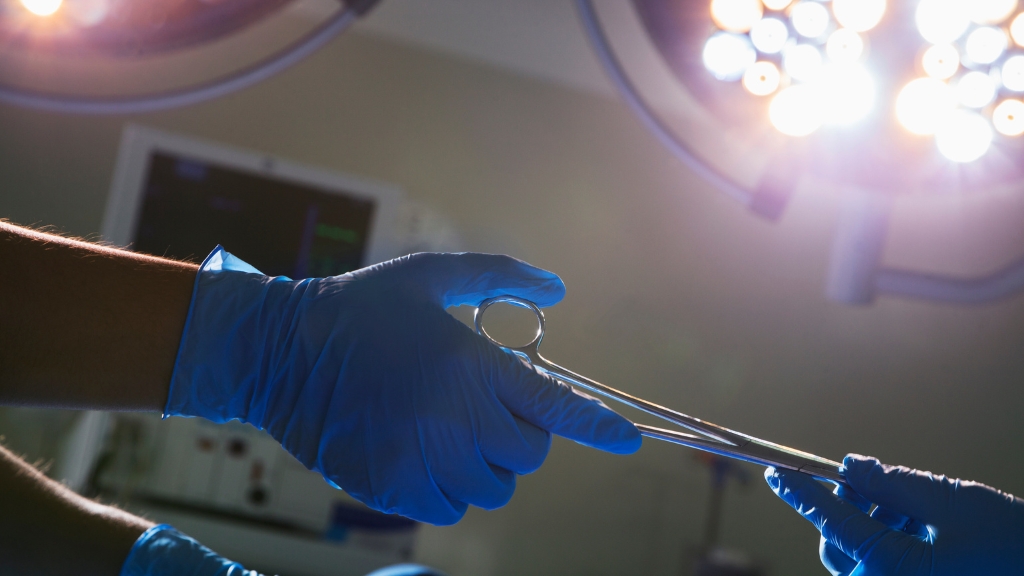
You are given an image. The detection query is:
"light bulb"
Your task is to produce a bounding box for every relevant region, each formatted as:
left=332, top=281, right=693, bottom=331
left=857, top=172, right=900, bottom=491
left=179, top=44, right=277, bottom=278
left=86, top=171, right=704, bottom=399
left=827, top=28, right=864, bottom=63
left=712, top=0, right=765, bottom=32
left=993, top=99, right=1024, bottom=135
left=970, top=0, right=1017, bottom=24
left=743, top=61, right=782, bottom=95
left=965, top=27, right=1008, bottom=64
left=1002, top=56, right=1024, bottom=91
left=750, top=17, right=789, bottom=54
left=703, top=32, right=757, bottom=81
left=762, top=0, right=793, bottom=10
left=896, top=78, right=957, bottom=135
left=916, top=0, right=971, bottom=44
left=20, top=0, right=62, bottom=16
left=936, top=110, right=993, bottom=162
left=783, top=44, right=823, bottom=82
left=832, top=0, right=886, bottom=32
left=922, top=44, right=960, bottom=79
left=1012, top=13, right=1024, bottom=46
left=791, top=2, right=831, bottom=38
left=769, top=85, right=824, bottom=136
left=816, top=64, right=875, bottom=125
left=956, top=71, right=998, bottom=108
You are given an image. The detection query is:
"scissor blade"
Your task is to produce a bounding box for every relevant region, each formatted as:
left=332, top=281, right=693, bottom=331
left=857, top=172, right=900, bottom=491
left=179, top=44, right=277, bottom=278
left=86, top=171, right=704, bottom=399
left=636, top=424, right=847, bottom=485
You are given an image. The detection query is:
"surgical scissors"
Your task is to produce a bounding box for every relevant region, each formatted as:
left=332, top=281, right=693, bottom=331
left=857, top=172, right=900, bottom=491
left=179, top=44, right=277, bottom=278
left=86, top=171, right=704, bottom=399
left=474, top=296, right=846, bottom=485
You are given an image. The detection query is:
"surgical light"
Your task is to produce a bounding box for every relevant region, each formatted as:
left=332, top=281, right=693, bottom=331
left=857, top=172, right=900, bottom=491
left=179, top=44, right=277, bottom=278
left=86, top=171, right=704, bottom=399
left=916, top=0, right=972, bottom=45
left=922, top=44, right=961, bottom=79
left=896, top=78, right=957, bottom=135
left=791, top=2, right=830, bottom=39
left=935, top=110, right=994, bottom=162
left=749, top=17, right=789, bottom=54
left=761, top=0, right=793, bottom=10
left=971, top=0, right=1018, bottom=25
left=783, top=44, right=823, bottom=82
left=956, top=71, right=998, bottom=108
left=831, top=0, right=886, bottom=33
left=1013, top=13, right=1024, bottom=45
left=769, top=85, right=824, bottom=136
left=826, top=29, right=865, bottom=63
left=993, top=98, right=1024, bottom=134
left=1003, top=55, right=1024, bottom=90
left=965, top=27, right=1008, bottom=65
left=818, top=64, right=875, bottom=125
left=20, top=0, right=61, bottom=16
left=710, top=0, right=763, bottom=32
left=703, top=32, right=757, bottom=80
left=742, top=61, right=782, bottom=96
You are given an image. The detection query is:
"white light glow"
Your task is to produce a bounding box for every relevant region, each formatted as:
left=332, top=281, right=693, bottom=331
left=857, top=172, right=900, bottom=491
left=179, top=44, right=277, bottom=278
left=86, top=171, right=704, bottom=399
left=762, top=0, right=793, bottom=10
left=791, top=2, right=831, bottom=38
left=1012, top=13, right=1024, bottom=46
left=832, top=0, right=886, bottom=32
left=769, top=85, right=824, bottom=136
left=703, top=32, right=757, bottom=81
left=712, top=0, right=764, bottom=32
left=20, top=0, right=61, bottom=16
left=956, top=71, right=998, bottom=108
left=936, top=110, right=993, bottom=162
left=970, top=0, right=1018, bottom=24
left=965, top=27, right=1008, bottom=64
left=916, top=0, right=971, bottom=44
left=922, top=44, right=960, bottom=79
left=743, top=61, right=782, bottom=95
left=896, top=78, right=957, bottom=135
left=993, top=99, right=1024, bottom=135
left=783, top=44, right=823, bottom=81
left=1002, top=55, right=1024, bottom=90
left=750, top=17, right=789, bottom=54
left=816, top=64, right=875, bottom=124
left=827, top=28, right=864, bottom=63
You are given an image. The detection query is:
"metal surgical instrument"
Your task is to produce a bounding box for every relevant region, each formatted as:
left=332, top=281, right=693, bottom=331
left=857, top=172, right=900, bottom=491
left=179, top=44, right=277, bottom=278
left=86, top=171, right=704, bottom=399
left=474, top=296, right=847, bottom=485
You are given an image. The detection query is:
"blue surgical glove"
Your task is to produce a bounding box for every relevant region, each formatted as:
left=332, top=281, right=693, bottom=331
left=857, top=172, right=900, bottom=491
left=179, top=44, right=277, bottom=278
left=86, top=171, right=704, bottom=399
left=166, top=248, right=641, bottom=525
left=765, top=454, right=1024, bottom=576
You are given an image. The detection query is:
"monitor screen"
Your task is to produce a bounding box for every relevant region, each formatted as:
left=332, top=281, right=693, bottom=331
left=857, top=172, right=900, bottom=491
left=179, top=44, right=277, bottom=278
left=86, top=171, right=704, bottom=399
left=131, top=152, right=376, bottom=278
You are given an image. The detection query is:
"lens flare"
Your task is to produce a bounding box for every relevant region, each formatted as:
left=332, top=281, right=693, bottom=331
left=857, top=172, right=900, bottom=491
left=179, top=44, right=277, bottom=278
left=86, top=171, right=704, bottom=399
left=965, top=26, right=1008, bottom=64
left=783, top=44, right=823, bottom=81
left=20, top=0, right=62, bottom=16
left=970, top=0, right=1018, bottom=24
left=703, top=32, right=757, bottom=81
left=993, top=99, right=1024, bottom=135
left=750, top=17, right=789, bottom=54
left=712, top=0, right=764, bottom=32
left=1003, top=55, right=1024, bottom=90
left=916, top=0, right=971, bottom=44
left=832, top=0, right=886, bottom=32
left=743, top=61, right=782, bottom=95
left=896, top=78, right=957, bottom=135
left=817, top=64, right=875, bottom=124
left=827, top=28, right=864, bottom=63
left=791, top=2, right=831, bottom=38
left=769, top=85, right=824, bottom=136
left=936, top=110, right=993, bottom=162
left=762, top=0, right=793, bottom=10
left=922, top=44, right=960, bottom=79
left=956, top=71, right=998, bottom=108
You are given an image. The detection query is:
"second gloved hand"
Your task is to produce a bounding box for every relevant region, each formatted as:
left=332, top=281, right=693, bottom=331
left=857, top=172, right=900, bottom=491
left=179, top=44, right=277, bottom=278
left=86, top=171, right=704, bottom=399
left=166, top=248, right=641, bottom=525
left=765, top=454, right=1024, bottom=576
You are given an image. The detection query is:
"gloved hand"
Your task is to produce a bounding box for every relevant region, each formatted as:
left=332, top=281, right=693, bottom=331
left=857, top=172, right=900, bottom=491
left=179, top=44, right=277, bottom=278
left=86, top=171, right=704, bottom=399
left=765, top=454, right=1024, bottom=576
left=166, top=248, right=641, bottom=525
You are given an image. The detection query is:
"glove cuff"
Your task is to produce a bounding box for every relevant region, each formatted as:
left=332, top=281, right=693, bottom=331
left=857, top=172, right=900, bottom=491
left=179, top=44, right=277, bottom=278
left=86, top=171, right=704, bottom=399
left=120, top=524, right=259, bottom=576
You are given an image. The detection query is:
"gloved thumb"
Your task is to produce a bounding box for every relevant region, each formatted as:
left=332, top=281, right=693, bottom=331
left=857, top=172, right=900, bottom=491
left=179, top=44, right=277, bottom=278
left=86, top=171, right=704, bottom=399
left=842, top=454, right=950, bottom=526
left=398, top=252, right=566, bottom=308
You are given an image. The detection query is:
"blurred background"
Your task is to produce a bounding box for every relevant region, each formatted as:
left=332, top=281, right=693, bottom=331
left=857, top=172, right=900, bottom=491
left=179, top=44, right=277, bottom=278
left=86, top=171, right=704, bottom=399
left=2, top=1, right=1024, bottom=575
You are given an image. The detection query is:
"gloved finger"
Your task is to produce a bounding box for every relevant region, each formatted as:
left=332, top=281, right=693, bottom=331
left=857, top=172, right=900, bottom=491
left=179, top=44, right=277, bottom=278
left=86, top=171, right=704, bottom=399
left=765, top=467, right=895, bottom=562
left=843, top=454, right=949, bottom=525
left=870, top=505, right=912, bottom=531
left=429, top=434, right=518, bottom=511
left=477, top=406, right=552, bottom=475
left=492, top=351, right=641, bottom=455
left=400, top=252, right=566, bottom=308
left=819, top=536, right=857, bottom=576
left=836, top=483, right=872, bottom=513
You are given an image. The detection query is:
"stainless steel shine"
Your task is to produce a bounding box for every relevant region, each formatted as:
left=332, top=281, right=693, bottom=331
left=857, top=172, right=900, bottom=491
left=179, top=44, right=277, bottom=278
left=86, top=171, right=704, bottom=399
left=474, top=295, right=846, bottom=485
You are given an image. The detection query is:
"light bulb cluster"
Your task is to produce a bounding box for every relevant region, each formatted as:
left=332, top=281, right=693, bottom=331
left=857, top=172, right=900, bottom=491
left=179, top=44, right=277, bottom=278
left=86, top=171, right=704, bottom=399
left=896, top=0, right=1024, bottom=163
left=703, top=0, right=885, bottom=137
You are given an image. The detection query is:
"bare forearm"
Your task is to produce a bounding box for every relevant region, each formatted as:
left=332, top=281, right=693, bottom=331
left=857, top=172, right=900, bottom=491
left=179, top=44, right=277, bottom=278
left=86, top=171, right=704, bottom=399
left=0, top=444, right=153, bottom=575
left=0, top=221, right=197, bottom=411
